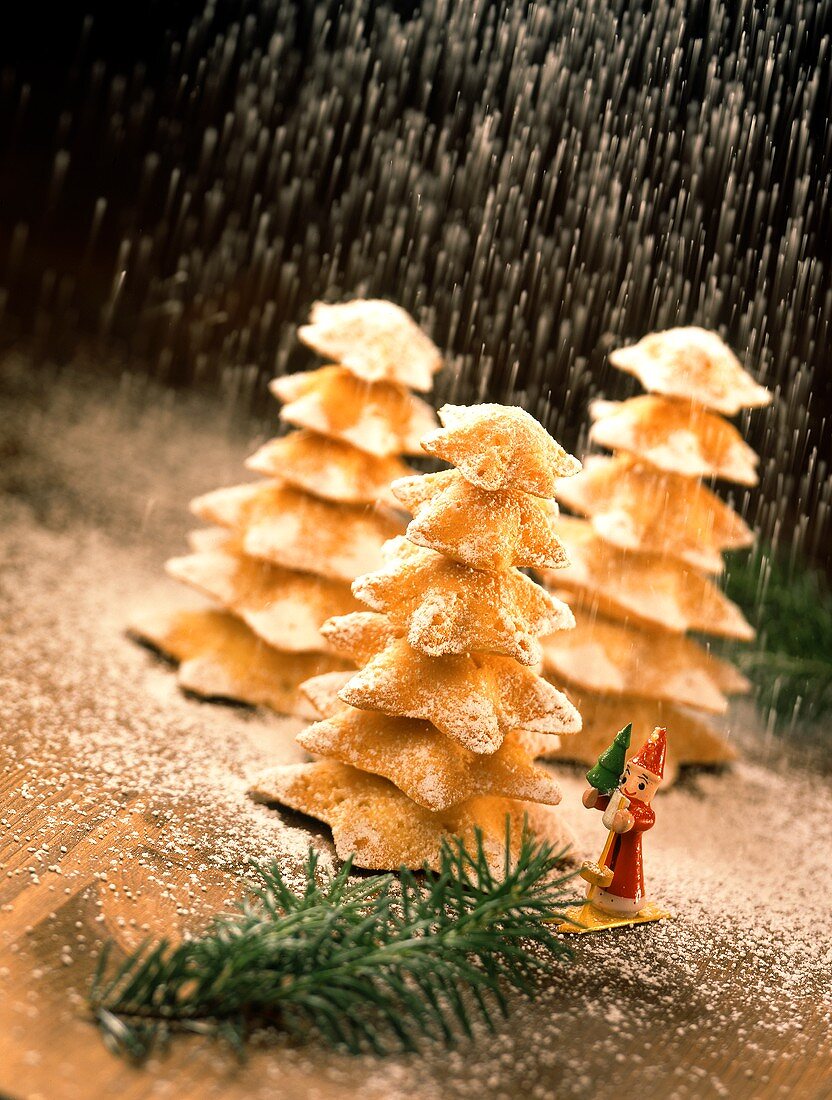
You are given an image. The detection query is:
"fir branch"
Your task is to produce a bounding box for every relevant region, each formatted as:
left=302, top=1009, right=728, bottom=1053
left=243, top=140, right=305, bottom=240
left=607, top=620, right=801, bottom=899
left=90, top=824, right=575, bottom=1060
left=723, top=543, right=832, bottom=729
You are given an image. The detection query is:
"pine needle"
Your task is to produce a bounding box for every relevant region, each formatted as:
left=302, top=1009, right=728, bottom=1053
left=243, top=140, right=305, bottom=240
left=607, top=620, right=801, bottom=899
left=89, top=822, right=576, bottom=1060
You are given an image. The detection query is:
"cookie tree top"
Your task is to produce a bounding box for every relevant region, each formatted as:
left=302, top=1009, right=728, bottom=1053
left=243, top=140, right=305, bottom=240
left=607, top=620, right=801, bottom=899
left=297, top=299, right=442, bottom=393
left=540, top=327, right=772, bottom=782
left=251, top=403, right=583, bottom=872
left=607, top=327, right=771, bottom=416
left=130, top=299, right=441, bottom=717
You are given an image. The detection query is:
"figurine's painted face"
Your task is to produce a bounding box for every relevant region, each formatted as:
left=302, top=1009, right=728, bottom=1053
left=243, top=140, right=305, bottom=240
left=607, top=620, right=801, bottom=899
left=619, top=761, right=661, bottom=803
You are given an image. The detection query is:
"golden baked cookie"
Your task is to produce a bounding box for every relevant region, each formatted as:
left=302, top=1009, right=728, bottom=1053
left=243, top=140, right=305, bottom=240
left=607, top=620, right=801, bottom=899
left=541, top=608, right=750, bottom=714
left=354, top=537, right=574, bottom=664
left=336, top=637, right=580, bottom=754
left=298, top=299, right=442, bottom=393
left=165, top=530, right=361, bottom=653
left=129, top=606, right=350, bottom=718
left=295, top=708, right=561, bottom=811
left=556, top=453, right=753, bottom=573
left=249, top=760, right=571, bottom=872
left=589, top=396, right=759, bottom=484
left=299, top=670, right=353, bottom=719
left=271, top=366, right=437, bottom=457
left=319, top=610, right=402, bottom=663
left=392, top=469, right=568, bottom=572
left=547, top=518, right=754, bottom=640
left=609, top=327, right=772, bottom=415
left=191, top=480, right=402, bottom=583
left=246, top=429, right=414, bottom=505
left=421, top=403, right=581, bottom=496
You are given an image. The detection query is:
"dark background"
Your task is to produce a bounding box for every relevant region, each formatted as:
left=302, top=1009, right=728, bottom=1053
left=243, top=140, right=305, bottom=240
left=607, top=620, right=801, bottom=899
left=1, top=0, right=830, bottom=565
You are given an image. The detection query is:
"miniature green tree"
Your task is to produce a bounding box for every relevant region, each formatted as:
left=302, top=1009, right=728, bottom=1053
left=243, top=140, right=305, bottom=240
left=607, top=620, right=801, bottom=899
left=586, top=723, right=632, bottom=793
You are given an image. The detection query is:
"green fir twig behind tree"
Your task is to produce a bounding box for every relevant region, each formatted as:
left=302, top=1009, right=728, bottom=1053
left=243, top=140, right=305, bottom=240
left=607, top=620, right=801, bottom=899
left=90, top=823, right=576, bottom=1061
left=723, top=542, right=832, bottom=730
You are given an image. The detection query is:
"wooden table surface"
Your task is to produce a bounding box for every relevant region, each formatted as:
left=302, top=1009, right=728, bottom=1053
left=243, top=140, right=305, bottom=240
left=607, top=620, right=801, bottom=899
left=2, top=359, right=831, bottom=1100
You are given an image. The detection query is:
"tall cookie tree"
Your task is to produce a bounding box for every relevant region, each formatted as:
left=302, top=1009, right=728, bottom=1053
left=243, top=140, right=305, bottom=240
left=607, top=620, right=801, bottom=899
left=251, top=404, right=583, bottom=871
left=131, top=300, right=441, bottom=718
left=540, top=327, right=771, bottom=782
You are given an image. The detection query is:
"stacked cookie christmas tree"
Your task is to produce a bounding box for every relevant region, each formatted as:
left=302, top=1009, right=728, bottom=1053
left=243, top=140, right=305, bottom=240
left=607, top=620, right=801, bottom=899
left=251, top=404, right=584, bottom=870
left=131, top=300, right=441, bottom=718
left=540, top=327, right=772, bottom=782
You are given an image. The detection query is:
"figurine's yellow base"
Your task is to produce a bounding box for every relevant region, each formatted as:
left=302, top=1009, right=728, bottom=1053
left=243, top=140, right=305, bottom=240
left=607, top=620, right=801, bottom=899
left=555, top=900, right=672, bottom=934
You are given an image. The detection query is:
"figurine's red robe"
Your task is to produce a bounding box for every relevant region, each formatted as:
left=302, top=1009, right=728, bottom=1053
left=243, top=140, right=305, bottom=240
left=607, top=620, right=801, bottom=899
left=594, top=794, right=655, bottom=903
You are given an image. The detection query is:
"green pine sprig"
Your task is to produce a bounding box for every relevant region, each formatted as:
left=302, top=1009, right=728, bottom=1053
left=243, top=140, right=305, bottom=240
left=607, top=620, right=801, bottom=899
left=723, top=542, right=832, bottom=730
left=89, top=823, right=576, bottom=1061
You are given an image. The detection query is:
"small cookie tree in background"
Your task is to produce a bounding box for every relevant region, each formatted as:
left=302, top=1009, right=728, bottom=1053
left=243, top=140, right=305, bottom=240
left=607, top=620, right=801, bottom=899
left=251, top=404, right=583, bottom=871
left=130, top=300, right=441, bottom=718
left=540, top=327, right=772, bottom=783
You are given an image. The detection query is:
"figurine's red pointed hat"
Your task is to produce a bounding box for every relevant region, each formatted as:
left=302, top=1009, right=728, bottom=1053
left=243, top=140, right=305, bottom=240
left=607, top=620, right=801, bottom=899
left=631, top=726, right=667, bottom=779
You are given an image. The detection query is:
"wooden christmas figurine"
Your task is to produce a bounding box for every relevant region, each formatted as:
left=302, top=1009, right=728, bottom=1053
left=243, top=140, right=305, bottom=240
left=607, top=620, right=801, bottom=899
left=559, top=725, right=671, bottom=933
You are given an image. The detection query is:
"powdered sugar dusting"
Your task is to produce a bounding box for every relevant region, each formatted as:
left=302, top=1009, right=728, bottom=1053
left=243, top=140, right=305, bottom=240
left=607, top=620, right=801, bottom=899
left=2, top=364, right=830, bottom=1098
